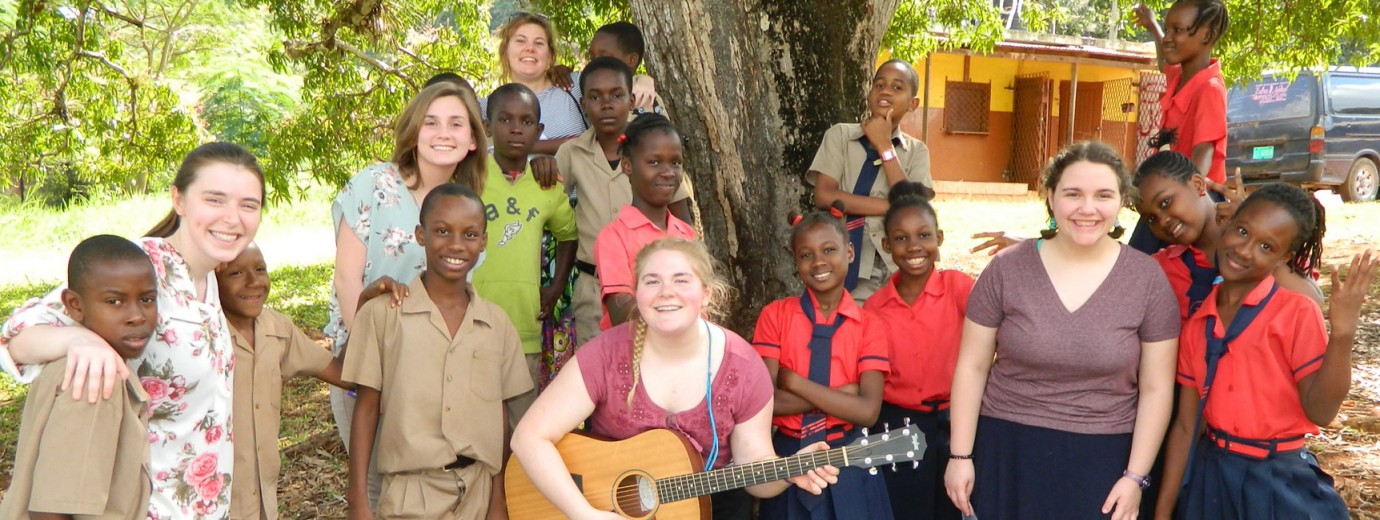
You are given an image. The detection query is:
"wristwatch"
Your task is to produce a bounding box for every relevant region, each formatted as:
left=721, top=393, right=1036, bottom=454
left=880, top=148, right=897, bottom=163
left=1123, top=469, right=1151, bottom=489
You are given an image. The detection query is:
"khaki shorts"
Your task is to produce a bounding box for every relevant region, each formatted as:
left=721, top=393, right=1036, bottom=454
left=573, top=271, right=603, bottom=348
left=378, top=463, right=492, bottom=519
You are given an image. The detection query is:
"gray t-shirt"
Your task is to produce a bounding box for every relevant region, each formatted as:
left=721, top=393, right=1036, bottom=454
left=967, top=240, right=1180, bottom=435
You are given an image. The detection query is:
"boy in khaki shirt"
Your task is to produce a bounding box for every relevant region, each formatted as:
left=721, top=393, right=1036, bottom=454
left=0, top=235, right=156, bottom=520
left=343, top=184, right=533, bottom=520
left=554, top=57, right=692, bottom=347
left=217, top=243, right=353, bottom=520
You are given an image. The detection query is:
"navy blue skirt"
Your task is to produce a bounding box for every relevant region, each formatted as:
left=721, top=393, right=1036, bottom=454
left=873, top=402, right=961, bottom=520
left=973, top=416, right=1131, bottom=520
left=1177, top=438, right=1347, bottom=519
left=760, top=429, right=894, bottom=520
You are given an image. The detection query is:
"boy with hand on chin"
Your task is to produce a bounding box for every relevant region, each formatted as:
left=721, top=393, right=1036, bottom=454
left=0, top=235, right=157, bottom=520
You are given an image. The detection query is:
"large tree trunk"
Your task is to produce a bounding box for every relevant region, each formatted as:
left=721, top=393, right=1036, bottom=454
left=631, top=1, right=898, bottom=334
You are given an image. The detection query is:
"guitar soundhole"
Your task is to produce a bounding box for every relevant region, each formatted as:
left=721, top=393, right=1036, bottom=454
left=613, top=471, right=658, bottom=519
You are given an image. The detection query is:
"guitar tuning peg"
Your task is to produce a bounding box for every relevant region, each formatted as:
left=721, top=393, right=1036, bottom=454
left=903, top=417, right=911, bottom=427
left=912, top=460, right=920, bottom=469
left=890, top=462, right=898, bottom=472
left=882, top=422, right=890, bottom=432
left=861, top=427, right=869, bottom=437
left=868, top=467, right=879, bottom=476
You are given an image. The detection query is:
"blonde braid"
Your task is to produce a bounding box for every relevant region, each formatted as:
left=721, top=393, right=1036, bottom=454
left=627, top=313, right=649, bottom=409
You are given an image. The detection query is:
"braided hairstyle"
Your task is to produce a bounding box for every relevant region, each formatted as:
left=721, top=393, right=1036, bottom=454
left=1172, top=0, right=1229, bottom=44
left=884, top=181, right=937, bottom=231
left=624, top=237, right=731, bottom=408
left=787, top=200, right=848, bottom=250
left=1039, top=141, right=1133, bottom=240
left=1232, top=183, right=1324, bottom=276
left=1132, top=150, right=1199, bottom=205
left=619, top=112, right=680, bottom=157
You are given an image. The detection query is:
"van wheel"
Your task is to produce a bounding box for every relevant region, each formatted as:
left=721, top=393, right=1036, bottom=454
left=1342, top=158, right=1378, bottom=202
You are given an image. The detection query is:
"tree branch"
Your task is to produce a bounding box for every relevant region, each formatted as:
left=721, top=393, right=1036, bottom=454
left=95, top=2, right=147, bottom=28
left=76, top=49, right=131, bottom=78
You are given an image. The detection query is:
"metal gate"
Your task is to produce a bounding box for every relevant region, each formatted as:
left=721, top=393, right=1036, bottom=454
left=1135, top=71, right=1167, bottom=164
left=1009, top=73, right=1052, bottom=188
left=1100, top=77, right=1139, bottom=165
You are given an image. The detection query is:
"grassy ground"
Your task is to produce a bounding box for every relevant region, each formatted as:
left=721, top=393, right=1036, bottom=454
left=0, top=193, right=1377, bottom=518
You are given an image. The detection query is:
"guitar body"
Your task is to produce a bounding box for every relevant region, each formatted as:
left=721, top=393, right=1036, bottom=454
left=505, top=429, right=711, bottom=520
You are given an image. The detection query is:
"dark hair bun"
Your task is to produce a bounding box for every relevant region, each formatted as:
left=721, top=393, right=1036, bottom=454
left=888, top=181, right=934, bottom=204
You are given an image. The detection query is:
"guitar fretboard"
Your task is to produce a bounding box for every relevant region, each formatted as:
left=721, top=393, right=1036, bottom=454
left=653, top=445, right=854, bottom=503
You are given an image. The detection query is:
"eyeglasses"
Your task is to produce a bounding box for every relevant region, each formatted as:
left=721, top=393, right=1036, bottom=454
left=508, top=11, right=550, bottom=23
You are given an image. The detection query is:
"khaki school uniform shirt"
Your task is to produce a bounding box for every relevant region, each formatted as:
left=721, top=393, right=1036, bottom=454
left=806, top=123, right=932, bottom=281
left=0, top=357, right=151, bottom=519
left=229, top=308, right=334, bottom=520
left=341, top=278, right=533, bottom=475
left=556, top=128, right=693, bottom=264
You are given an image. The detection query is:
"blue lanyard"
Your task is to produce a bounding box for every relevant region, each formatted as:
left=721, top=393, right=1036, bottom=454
left=702, top=319, right=720, bottom=472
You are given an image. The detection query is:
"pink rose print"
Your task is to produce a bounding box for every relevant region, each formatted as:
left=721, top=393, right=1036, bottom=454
left=142, top=377, right=169, bottom=406
left=193, top=499, right=214, bottom=515
left=160, top=328, right=178, bottom=344
left=204, top=425, right=223, bottom=444
left=196, top=474, right=223, bottom=500
left=184, top=452, right=218, bottom=485
left=156, top=470, right=169, bottom=482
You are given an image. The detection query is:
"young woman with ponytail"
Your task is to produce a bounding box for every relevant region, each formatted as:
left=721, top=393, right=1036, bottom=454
left=0, top=142, right=265, bottom=518
left=512, top=238, right=838, bottom=520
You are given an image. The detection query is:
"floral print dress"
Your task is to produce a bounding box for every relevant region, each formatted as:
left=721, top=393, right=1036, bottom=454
left=0, top=237, right=236, bottom=519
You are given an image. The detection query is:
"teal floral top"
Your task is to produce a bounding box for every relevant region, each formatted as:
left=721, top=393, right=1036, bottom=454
left=325, top=163, right=427, bottom=349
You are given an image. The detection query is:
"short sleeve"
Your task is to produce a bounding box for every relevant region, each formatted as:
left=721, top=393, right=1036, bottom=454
left=949, top=271, right=977, bottom=316
left=1176, top=326, right=1200, bottom=389
left=555, top=142, right=576, bottom=193
left=1139, top=266, right=1183, bottom=343
left=903, top=139, right=933, bottom=188
left=576, top=334, right=615, bottom=406
left=595, top=225, right=634, bottom=297
left=806, top=124, right=847, bottom=186
left=496, top=317, right=535, bottom=400
left=1287, top=299, right=1327, bottom=381
left=0, top=286, right=79, bottom=383
left=858, top=311, right=891, bottom=374
left=332, top=164, right=390, bottom=241
left=29, top=387, right=123, bottom=514
left=1193, top=78, right=1229, bottom=144
left=341, top=299, right=388, bottom=390
left=276, top=313, right=334, bottom=380
left=728, top=338, right=774, bottom=423
left=751, top=302, right=784, bottom=360
left=966, top=252, right=1008, bottom=328
left=546, top=182, right=579, bottom=242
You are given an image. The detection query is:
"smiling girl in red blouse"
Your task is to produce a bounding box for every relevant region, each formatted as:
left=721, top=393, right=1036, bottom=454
left=1155, top=184, right=1375, bottom=519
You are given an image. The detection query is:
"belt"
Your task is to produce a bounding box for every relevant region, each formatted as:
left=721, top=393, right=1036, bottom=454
left=917, top=399, right=950, bottom=414
left=443, top=455, right=477, bottom=471
left=575, top=259, right=597, bottom=276
left=1206, top=428, right=1306, bottom=459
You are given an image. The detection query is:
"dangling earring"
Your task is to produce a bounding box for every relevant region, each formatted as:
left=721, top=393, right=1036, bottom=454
left=1108, top=219, right=1127, bottom=239
left=1039, top=215, right=1059, bottom=240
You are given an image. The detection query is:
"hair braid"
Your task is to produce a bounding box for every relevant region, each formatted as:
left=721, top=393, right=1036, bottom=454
left=1293, top=197, right=1326, bottom=276
left=626, top=313, right=649, bottom=409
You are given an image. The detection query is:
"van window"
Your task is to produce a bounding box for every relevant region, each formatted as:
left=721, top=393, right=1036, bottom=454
left=1227, top=75, right=1314, bottom=123
left=1327, top=75, right=1380, bottom=115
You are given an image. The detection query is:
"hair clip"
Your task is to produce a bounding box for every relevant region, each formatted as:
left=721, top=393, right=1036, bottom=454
left=790, top=214, right=804, bottom=226
left=617, top=134, right=628, bottom=144
left=828, top=206, right=845, bottom=219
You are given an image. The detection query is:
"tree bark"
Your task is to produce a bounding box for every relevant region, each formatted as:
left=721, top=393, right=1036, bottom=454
left=630, top=0, right=898, bottom=334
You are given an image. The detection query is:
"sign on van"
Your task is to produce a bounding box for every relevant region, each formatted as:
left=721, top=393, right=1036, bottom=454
left=1251, top=82, right=1290, bottom=104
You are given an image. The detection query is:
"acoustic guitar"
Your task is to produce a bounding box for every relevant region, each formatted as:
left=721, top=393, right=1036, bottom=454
left=505, top=426, right=926, bottom=519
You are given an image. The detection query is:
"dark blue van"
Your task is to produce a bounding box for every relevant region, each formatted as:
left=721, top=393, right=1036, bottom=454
left=1226, top=68, right=1380, bottom=202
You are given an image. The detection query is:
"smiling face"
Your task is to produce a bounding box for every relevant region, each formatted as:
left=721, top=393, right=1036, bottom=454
left=868, top=62, right=918, bottom=118
left=635, top=249, right=709, bottom=335
left=171, top=161, right=264, bottom=267
left=883, top=206, right=943, bottom=280
left=489, top=93, right=543, bottom=162
left=64, top=259, right=158, bottom=360
left=416, top=195, right=487, bottom=283
left=1216, top=200, right=1299, bottom=283
left=624, top=129, right=683, bottom=208
left=582, top=68, right=632, bottom=137
left=792, top=223, right=852, bottom=295
left=1134, top=173, right=1212, bottom=245
left=1048, top=160, right=1124, bottom=247
left=415, top=95, right=478, bottom=171
left=1160, top=3, right=1210, bottom=66
left=216, top=243, right=269, bottom=321
left=506, top=23, right=553, bottom=82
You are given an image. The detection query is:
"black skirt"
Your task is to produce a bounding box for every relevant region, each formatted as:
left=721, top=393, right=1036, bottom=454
left=873, top=402, right=962, bottom=520
left=972, top=416, right=1131, bottom=520
left=1177, top=437, right=1347, bottom=519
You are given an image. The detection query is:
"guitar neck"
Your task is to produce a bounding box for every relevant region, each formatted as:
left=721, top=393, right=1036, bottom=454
left=653, top=445, right=851, bottom=504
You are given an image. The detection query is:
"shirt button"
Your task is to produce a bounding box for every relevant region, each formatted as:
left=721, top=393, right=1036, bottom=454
left=446, top=375, right=453, bottom=382
left=445, top=406, right=452, bottom=412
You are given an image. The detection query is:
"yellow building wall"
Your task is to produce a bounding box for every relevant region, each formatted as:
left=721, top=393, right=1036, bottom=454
left=912, top=53, right=1142, bottom=117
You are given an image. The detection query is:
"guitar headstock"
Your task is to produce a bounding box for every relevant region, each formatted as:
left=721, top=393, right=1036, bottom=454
left=840, top=426, right=927, bottom=470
